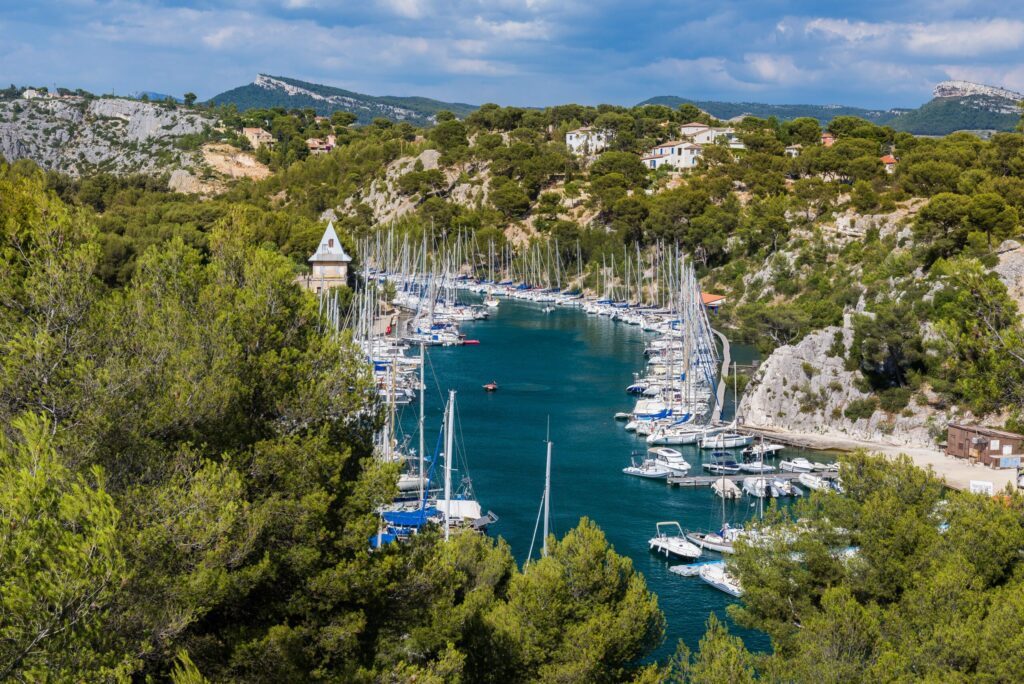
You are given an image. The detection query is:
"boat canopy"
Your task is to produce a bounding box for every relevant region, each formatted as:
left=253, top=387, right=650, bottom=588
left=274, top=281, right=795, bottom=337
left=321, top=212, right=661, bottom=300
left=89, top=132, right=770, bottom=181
left=383, top=507, right=439, bottom=528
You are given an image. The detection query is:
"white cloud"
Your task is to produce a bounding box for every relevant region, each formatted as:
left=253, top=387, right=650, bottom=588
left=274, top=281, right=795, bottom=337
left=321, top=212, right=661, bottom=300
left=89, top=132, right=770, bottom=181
left=471, top=16, right=551, bottom=40
left=803, top=18, right=890, bottom=43
left=743, top=54, right=808, bottom=86
left=377, top=0, right=428, bottom=19
left=905, top=19, right=1024, bottom=57
left=803, top=17, right=1024, bottom=58
left=202, top=27, right=239, bottom=49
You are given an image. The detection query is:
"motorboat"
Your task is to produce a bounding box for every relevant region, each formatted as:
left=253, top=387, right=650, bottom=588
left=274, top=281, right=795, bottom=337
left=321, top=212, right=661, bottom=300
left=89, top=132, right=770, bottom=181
left=742, top=476, right=772, bottom=498
left=698, top=562, right=743, bottom=597
left=686, top=524, right=744, bottom=554
left=738, top=461, right=775, bottom=473
left=482, top=381, right=499, bottom=392
left=649, top=447, right=691, bottom=476
left=669, top=560, right=723, bottom=577
left=741, top=443, right=785, bottom=459
left=812, top=462, right=840, bottom=472
left=483, top=296, right=499, bottom=308
left=780, top=457, right=815, bottom=473
left=711, top=477, right=742, bottom=499
left=646, top=423, right=706, bottom=446
left=699, top=432, right=753, bottom=449
left=623, top=458, right=671, bottom=479
left=649, top=521, right=703, bottom=560
left=771, top=478, right=804, bottom=497
left=703, top=452, right=741, bottom=474
left=798, top=472, right=831, bottom=491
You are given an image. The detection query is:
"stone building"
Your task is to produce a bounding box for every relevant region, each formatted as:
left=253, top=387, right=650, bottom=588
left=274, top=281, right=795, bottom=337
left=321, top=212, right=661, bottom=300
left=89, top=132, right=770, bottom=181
left=299, top=222, right=352, bottom=292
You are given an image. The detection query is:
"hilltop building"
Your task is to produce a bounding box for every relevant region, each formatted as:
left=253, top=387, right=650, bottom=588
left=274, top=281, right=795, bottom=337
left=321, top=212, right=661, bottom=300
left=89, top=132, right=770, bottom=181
left=679, top=122, right=709, bottom=137
left=821, top=132, right=836, bottom=147
left=641, top=141, right=702, bottom=170
left=242, top=127, right=275, bottom=150
left=306, top=135, right=337, bottom=154
left=679, top=123, right=743, bottom=149
left=565, top=127, right=611, bottom=155
left=881, top=154, right=898, bottom=173
left=785, top=144, right=803, bottom=158
left=299, top=222, right=352, bottom=292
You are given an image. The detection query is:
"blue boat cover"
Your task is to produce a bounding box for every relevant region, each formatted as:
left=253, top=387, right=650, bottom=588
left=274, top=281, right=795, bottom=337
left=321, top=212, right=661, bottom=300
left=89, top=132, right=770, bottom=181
left=383, top=507, right=439, bottom=527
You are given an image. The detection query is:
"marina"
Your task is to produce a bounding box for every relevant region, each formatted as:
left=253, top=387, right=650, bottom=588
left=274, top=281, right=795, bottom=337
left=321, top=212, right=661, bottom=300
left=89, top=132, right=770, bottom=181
left=382, top=295, right=833, bottom=656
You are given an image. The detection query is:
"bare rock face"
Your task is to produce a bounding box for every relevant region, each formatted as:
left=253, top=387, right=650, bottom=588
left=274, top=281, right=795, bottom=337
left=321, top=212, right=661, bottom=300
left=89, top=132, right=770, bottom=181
left=348, top=149, right=489, bottom=224
left=821, top=202, right=923, bottom=244
left=739, top=319, right=958, bottom=448
left=994, top=239, right=1024, bottom=313
left=0, top=96, right=213, bottom=176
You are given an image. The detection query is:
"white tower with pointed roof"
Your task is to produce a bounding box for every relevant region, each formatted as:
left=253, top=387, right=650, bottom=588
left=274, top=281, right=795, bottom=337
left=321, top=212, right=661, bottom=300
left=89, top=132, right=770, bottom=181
left=303, top=221, right=352, bottom=291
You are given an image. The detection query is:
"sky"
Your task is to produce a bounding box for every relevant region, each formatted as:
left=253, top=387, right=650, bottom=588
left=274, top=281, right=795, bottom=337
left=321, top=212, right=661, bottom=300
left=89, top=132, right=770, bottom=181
left=3, top=1, right=1024, bottom=109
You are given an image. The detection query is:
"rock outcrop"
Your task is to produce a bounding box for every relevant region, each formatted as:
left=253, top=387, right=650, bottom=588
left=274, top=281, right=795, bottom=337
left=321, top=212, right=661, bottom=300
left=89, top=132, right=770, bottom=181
left=994, top=239, right=1024, bottom=313
left=739, top=319, right=958, bottom=448
left=345, top=149, right=488, bottom=224
left=0, top=95, right=214, bottom=176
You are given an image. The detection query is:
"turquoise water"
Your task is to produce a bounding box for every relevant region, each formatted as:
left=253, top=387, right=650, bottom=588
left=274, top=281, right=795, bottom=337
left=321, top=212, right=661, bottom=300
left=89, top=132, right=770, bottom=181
left=399, top=298, right=781, bottom=659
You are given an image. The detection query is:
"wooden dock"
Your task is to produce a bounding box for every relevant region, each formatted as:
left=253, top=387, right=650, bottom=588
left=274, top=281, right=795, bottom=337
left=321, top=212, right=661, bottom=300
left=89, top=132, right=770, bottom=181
left=667, top=471, right=838, bottom=487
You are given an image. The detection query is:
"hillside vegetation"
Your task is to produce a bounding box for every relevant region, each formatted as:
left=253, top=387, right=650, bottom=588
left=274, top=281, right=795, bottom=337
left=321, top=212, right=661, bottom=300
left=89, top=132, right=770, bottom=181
left=3, top=95, right=1024, bottom=681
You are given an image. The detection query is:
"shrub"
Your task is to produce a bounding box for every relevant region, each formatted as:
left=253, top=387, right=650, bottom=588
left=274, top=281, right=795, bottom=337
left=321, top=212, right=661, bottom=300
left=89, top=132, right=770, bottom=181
left=843, top=397, right=879, bottom=421
left=878, top=387, right=912, bottom=413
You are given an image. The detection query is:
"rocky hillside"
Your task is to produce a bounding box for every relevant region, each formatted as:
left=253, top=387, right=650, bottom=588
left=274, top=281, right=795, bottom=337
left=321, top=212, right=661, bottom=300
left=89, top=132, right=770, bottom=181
left=0, top=96, right=214, bottom=176
left=739, top=319, right=958, bottom=448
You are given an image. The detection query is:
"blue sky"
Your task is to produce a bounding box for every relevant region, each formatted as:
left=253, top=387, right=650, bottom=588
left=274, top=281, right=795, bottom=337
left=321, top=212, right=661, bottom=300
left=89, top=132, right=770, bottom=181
left=3, top=1, right=1024, bottom=108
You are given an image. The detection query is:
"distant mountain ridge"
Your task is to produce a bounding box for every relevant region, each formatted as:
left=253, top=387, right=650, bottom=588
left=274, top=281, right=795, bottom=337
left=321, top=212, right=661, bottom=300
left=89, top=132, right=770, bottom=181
left=637, top=95, right=900, bottom=125
left=640, top=80, right=1022, bottom=135
left=208, top=74, right=477, bottom=125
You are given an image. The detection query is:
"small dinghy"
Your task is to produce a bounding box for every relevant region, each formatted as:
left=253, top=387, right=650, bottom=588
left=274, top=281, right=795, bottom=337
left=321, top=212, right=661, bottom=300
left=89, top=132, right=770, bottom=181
left=482, top=381, right=499, bottom=392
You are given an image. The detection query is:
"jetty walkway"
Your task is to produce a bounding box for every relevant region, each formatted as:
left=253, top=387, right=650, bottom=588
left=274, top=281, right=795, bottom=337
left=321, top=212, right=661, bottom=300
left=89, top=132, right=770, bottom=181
left=667, top=471, right=838, bottom=487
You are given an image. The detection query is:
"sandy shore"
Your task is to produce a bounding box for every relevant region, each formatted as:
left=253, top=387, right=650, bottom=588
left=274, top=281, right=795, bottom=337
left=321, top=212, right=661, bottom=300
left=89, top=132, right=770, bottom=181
left=743, top=424, right=1020, bottom=493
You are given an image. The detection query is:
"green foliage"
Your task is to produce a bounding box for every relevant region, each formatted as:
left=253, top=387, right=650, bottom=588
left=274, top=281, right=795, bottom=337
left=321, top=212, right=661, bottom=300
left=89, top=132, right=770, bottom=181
left=725, top=452, right=1024, bottom=682
left=843, top=397, right=879, bottom=421
left=0, top=413, right=132, bottom=681
left=487, top=518, right=664, bottom=682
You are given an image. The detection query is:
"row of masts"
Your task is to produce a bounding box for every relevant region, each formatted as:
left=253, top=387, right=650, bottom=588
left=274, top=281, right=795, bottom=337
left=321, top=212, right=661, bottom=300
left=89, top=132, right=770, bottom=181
left=362, top=227, right=708, bottom=309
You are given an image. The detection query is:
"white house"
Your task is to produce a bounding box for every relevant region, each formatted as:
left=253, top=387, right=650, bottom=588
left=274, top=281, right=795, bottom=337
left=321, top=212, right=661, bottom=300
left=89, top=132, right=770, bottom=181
left=21, top=88, right=42, bottom=100
left=785, top=144, right=803, bottom=158
left=685, top=125, right=744, bottom=149
left=299, top=221, right=352, bottom=292
left=641, top=141, right=702, bottom=170
left=565, top=127, right=611, bottom=155
left=679, top=122, right=709, bottom=137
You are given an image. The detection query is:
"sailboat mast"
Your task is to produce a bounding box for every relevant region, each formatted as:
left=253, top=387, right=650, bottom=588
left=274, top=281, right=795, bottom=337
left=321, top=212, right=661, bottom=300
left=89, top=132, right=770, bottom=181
left=418, top=343, right=426, bottom=502
left=444, top=389, right=455, bottom=541
left=543, top=436, right=552, bottom=557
